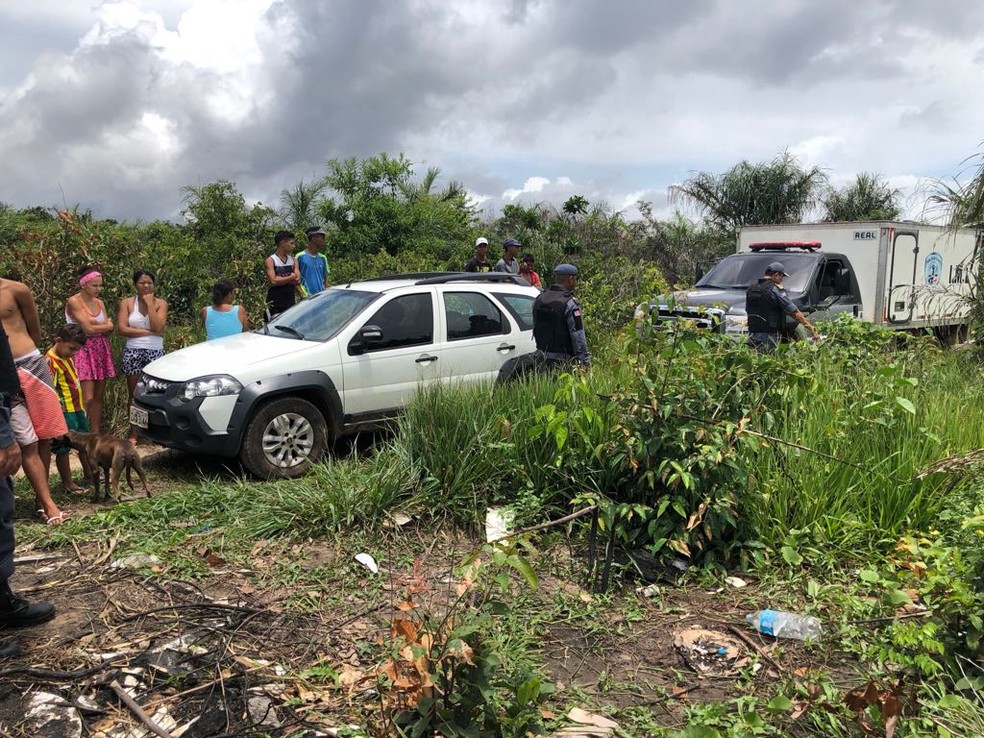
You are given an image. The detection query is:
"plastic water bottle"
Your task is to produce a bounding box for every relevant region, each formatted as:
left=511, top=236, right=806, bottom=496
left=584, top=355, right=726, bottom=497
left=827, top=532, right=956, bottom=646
left=746, top=609, right=822, bottom=641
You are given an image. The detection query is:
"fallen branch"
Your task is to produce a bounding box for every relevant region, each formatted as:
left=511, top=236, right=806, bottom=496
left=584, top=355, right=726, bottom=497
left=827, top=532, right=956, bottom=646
left=119, top=602, right=266, bottom=623
left=11, top=554, right=64, bottom=564
left=142, top=664, right=270, bottom=710
left=494, top=505, right=597, bottom=544
left=846, top=611, right=931, bottom=625
left=721, top=624, right=784, bottom=675
left=0, top=653, right=136, bottom=681
left=110, top=679, right=174, bottom=738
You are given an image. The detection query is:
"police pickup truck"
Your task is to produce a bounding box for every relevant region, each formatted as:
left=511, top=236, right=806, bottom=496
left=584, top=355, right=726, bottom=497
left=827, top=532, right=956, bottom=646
left=637, top=221, right=976, bottom=343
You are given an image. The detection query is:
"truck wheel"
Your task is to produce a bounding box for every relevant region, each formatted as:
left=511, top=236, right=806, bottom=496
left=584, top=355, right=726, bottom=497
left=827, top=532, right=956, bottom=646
left=239, top=397, right=329, bottom=480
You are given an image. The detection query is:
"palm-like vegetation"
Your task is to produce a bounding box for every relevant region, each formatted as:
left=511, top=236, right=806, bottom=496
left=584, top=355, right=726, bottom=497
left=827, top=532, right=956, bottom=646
left=670, top=151, right=828, bottom=234
left=931, top=146, right=984, bottom=230
left=279, top=178, right=329, bottom=233
left=822, top=172, right=901, bottom=222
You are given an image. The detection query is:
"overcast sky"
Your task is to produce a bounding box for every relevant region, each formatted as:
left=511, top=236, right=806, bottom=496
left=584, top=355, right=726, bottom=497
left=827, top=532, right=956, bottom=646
left=1, top=0, right=982, bottom=224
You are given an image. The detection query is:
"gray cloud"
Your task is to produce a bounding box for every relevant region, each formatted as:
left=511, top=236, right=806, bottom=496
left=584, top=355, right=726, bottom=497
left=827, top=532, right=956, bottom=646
left=0, top=0, right=981, bottom=221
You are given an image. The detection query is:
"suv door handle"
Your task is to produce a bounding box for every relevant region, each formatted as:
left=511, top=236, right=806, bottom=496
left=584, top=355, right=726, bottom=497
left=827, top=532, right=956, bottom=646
left=496, top=343, right=516, bottom=352
left=415, top=354, right=439, bottom=364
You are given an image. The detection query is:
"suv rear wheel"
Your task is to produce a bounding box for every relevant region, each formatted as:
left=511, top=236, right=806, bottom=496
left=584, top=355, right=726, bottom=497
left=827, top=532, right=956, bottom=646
left=239, top=397, right=329, bottom=479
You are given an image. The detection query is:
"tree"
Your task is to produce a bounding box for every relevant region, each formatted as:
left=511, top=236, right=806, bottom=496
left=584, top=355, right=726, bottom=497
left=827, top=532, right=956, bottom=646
left=931, top=145, right=984, bottom=230
left=175, top=180, right=277, bottom=317
left=317, top=154, right=475, bottom=258
left=669, top=151, right=828, bottom=234
left=930, top=145, right=984, bottom=346
left=563, top=195, right=589, bottom=220
left=638, top=206, right=733, bottom=285
left=279, top=178, right=328, bottom=233
left=822, top=172, right=901, bottom=222
left=180, top=180, right=274, bottom=241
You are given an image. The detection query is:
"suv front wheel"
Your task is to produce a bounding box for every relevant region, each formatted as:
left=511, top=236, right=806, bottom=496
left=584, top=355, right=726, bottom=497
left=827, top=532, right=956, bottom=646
left=239, top=397, right=329, bottom=479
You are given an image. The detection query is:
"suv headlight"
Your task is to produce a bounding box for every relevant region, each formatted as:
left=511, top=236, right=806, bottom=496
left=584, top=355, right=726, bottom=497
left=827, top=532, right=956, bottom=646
left=179, top=375, right=243, bottom=401
left=723, top=314, right=748, bottom=334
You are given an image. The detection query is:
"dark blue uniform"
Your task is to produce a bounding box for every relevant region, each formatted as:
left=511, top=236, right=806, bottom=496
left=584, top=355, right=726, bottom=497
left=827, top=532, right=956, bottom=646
left=533, top=285, right=590, bottom=366
left=746, top=278, right=798, bottom=351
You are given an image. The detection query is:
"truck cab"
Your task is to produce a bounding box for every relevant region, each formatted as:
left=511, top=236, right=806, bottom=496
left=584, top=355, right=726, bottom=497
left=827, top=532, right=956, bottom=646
left=638, top=242, right=862, bottom=337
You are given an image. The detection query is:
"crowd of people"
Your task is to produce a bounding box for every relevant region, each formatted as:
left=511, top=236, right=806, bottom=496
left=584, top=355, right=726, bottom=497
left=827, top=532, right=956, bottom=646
left=0, top=226, right=582, bottom=527
left=0, top=228, right=589, bottom=658
left=0, top=268, right=171, bottom=527
left=463, top=236, right=542, bottom=290
left=0, top=226, right=334, bottom=526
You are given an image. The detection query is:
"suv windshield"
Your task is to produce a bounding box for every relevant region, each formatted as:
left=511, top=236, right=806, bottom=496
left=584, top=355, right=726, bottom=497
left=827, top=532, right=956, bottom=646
left=697, top=252, right=816, bottom=293
left=262, top=288, right=381, bottom=341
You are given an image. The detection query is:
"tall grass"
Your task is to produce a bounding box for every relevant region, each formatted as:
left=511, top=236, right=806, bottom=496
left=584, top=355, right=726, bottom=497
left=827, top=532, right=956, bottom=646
left=42, top=447, right=416, bottom=554
left=745, top=334, right=984, bottom=553
left=394, top=377, right=558, bottom=526
left=47, top=319, right=984, bottom=567
left=394, top=321, right=984, bottom=561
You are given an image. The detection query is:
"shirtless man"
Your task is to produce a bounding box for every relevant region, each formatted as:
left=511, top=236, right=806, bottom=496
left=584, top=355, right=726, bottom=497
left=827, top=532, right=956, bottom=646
left=0, top=278, right=68, bottom=524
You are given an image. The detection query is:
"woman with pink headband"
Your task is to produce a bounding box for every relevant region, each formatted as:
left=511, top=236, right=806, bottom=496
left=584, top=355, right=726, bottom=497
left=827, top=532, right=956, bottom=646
left=65, top=266, right=116, bottom=433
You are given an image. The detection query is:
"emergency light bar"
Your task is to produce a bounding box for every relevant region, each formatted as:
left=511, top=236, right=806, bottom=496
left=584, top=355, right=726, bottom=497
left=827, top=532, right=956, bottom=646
left=748, top=241, right=821, bottom=252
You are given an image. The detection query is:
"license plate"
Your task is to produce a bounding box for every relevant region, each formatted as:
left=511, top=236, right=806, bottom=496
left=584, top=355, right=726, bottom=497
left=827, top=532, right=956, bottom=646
left=129, top=405, right=149, bottom=429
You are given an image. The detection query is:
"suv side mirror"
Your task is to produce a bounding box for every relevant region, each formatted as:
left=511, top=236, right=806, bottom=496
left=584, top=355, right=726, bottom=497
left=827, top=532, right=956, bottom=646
left=348, top=325, right=383, bottom=355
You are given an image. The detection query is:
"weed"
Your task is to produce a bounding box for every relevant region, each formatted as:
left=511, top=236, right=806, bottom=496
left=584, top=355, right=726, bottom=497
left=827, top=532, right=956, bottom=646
left=376, top=541, right=551, bottom=738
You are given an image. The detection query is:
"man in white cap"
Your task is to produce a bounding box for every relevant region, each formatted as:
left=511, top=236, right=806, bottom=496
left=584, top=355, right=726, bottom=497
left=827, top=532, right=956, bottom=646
left=464, top=237, right=492, bottom=272
left=746, top=261, right=820, bottom=352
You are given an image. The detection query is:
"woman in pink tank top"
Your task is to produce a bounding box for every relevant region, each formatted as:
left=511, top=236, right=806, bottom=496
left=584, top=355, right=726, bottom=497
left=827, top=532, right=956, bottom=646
left=65, top=266, right=116, bottom=433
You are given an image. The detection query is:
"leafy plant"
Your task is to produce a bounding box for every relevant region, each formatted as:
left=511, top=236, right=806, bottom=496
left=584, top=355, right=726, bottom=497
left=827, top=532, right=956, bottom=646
left=377, top=542, right=551, bottom=738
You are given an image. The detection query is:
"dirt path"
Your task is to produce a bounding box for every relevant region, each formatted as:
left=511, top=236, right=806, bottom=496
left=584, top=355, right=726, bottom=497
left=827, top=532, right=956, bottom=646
left=2, top=453, right=859, bottom=737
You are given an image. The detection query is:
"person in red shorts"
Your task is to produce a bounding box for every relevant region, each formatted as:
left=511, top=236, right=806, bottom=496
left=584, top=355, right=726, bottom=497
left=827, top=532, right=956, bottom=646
left=0, top=325, right=56, bottom=659
left=0, top=277, right=68, bottom=525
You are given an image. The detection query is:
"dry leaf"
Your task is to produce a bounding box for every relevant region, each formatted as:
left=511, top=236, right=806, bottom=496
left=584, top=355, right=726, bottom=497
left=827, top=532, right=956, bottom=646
left=392, top=617, right=418, bottom=643
left=444, top=639, right=475, bottom=666
left=567, top=707, right=619, bottom=730
left=685, top=502, right=708, bottom=532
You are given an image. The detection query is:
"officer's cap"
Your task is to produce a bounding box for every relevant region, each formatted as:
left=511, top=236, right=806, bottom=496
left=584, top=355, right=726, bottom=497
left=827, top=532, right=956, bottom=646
left=766, top=261, right=789, bottom=276
left=553, top=263, right=579, bottom=276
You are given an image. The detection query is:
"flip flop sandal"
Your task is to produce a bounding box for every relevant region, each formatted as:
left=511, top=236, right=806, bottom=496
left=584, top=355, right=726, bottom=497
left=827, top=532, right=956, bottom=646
left=37, top=510, right=68, bottom=526
left=63, top=484, right=90, bottom=495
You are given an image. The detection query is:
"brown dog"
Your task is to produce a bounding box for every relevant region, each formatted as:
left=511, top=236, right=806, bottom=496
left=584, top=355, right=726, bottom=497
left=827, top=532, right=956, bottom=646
left=65, top=430, right=151, bottom=503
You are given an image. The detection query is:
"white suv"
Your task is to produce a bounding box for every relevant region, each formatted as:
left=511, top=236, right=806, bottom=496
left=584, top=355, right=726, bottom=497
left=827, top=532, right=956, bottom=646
left=131, top=273, right=538, bottom=479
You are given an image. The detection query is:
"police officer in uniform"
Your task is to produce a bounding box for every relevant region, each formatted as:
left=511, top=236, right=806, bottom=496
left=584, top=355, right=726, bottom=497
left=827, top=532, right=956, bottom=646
left=532, top=263, right=590, bottom=368
left=746, top=261, right=820, bottom=352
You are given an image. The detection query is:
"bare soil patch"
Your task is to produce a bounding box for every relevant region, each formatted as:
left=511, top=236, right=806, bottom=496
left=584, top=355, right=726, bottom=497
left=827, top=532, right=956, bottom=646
left=2, top=452, right=857, bottom=736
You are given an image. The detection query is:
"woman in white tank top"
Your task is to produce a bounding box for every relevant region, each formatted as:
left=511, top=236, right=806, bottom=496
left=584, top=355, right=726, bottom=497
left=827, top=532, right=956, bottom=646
left=118, top=269, right=168, bottom=444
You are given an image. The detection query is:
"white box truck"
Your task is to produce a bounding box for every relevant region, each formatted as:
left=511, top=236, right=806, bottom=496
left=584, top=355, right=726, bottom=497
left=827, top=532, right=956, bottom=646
left=640, top=222, right=979, bottom=342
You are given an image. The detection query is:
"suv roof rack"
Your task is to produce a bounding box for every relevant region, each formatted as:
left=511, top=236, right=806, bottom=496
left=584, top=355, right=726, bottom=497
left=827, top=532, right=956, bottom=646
left=748, top=241, right=821, bottom=252
left=357, top=272, right=451, bottom=282
left=413, top=272, right=528, bottom=286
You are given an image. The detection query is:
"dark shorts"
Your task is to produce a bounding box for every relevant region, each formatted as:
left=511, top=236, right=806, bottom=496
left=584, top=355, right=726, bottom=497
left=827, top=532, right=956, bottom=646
left=497, top=351, right=571, bottom=383
left=121, top=347, right=165, bottom=376
left=748, top=333, right=779, bottom=353
left=51, top=410, right=90, bottom=454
